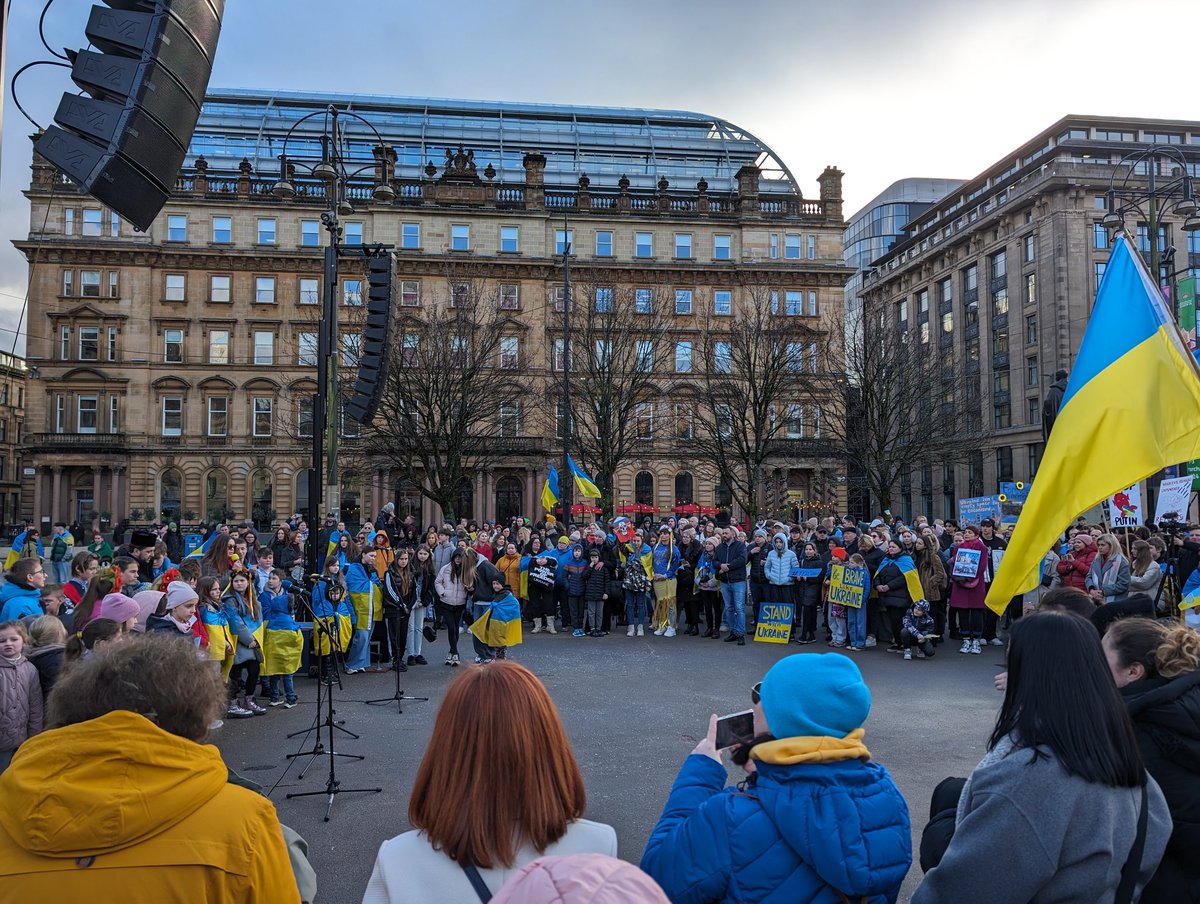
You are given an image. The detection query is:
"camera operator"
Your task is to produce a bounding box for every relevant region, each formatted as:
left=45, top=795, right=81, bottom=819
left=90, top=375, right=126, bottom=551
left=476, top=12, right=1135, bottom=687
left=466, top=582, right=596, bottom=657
left=1170, top=523, right=1200, bottom=587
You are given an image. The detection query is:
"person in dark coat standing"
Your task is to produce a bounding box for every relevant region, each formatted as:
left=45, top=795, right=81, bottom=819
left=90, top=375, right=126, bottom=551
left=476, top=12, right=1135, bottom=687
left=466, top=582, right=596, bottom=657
left=1105, top=618, right=1200, bottom=903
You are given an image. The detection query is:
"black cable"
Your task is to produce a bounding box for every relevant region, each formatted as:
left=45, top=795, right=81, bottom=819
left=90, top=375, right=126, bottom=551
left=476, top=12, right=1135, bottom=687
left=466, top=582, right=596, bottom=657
left=10, top=59, right=71, bottom=130
left=39, top=0, right=69, bottom=61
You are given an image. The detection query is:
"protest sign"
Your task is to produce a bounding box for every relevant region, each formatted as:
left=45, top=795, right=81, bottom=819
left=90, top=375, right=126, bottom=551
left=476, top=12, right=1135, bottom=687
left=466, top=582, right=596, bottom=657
left=754, top=602, right=794, bottom=643
left=998, top=482, right=1030, bottom=527
left=827, top=563, right=868, bottom=609
left=952, top=547, right=982, bottom=579
left=1103, top=484, right=1142, bottom=529
left=1154, top=476, right=1193, bottom=525
left=958, top=495, right=1002, bottom=526
left=789, top=567, right=824, bottom=579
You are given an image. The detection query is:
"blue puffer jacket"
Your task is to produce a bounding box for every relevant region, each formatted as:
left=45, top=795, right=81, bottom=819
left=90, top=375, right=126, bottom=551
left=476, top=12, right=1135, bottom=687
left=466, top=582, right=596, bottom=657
left=764, top=534, right=799, bottom=586
left=642, top=752, right=911, bottom=904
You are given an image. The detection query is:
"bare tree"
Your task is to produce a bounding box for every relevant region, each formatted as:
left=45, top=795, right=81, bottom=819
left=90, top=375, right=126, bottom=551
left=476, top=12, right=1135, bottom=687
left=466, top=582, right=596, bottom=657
left=564, top=282, right=671, bottom=509
left=357, top=266, right=519, bottom=523
left=690, top=286, right=826, bottom=524
left=818, top=307, right=983, bottom=512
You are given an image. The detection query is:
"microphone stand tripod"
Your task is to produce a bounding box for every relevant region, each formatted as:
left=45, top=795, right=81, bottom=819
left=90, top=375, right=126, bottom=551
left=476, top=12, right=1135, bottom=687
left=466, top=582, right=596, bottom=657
left=286, top=581, right=380, bottom=820
left=366, top=604, right=428, bottom=714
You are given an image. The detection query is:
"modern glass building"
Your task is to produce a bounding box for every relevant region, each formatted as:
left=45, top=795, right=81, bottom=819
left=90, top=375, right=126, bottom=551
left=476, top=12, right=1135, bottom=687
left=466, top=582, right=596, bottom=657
left=190, top=89, right=804, bottom=197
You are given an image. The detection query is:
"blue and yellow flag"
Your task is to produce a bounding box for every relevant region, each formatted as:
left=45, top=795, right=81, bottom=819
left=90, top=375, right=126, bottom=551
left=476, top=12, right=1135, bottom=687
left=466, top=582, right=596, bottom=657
left=185, top=531, right=218, bottom=559
left=987, top=234, right=1200, bottom=613
left=876, top=554, right=925, bottom=603
left=470, top=591, right=524, bottom=647
left=541, top=465, right=560, bottom=512
left=567, top=456, right=601, bottom=499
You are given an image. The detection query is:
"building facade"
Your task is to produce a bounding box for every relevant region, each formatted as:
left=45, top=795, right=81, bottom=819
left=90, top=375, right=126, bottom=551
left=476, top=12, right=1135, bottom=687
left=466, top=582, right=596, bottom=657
left=0, top=354, right=27, bottom=529
left=859, top=116, right=1200, bottom=520
left=19, top=90, right=850, bottom=529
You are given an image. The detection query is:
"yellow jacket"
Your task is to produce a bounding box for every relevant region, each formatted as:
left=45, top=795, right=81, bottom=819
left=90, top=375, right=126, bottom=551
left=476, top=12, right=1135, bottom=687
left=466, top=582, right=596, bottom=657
left=0, top=710, right=301, bottom=903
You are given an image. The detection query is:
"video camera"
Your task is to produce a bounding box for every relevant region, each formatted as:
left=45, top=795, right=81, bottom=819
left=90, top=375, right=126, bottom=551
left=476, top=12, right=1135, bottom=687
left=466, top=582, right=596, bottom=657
left=1156, top=513, right=1190, bottom=536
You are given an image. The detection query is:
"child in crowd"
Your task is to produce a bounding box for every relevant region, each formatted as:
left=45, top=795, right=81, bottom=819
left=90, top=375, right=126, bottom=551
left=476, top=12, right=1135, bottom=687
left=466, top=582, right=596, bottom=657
left=260, top=569, right=301, bottom=708
left=826, top=547, right=848, bottom=648
left=583, top=548, right=609, bottom=637
left=564, top=543, right=588, bottom=637
left=64, top=617, right=127, bottom=664
left=900, top=599, right=937, bottom=661
left=222, top=569, right=265, bottom=717
left=25, top=615, right=66, bottom=705
left=622, top=539, right=652, bottom=637
left=146, top=580, right=200, bottom=641
left=0, top=620, right=42, bottom=773
left=846, top=553, right=870, bottom=652
left=196, top=576, right=236, bottom=700
left=38, top=584, right=67, bottom=621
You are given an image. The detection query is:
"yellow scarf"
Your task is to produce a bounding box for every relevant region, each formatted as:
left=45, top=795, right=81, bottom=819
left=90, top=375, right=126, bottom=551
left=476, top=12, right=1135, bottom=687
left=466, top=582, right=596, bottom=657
left=750, top=729, right=871, bottom=765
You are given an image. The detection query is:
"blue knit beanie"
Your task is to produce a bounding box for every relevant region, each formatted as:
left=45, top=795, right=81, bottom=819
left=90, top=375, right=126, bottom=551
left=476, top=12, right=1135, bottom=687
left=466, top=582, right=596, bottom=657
left=759, top=654, right=872, bottom=739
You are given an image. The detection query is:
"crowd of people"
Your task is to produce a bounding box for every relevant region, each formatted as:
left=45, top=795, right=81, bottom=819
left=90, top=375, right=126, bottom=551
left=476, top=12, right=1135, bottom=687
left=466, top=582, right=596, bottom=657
left=0, top=501, right=1197, bottom=901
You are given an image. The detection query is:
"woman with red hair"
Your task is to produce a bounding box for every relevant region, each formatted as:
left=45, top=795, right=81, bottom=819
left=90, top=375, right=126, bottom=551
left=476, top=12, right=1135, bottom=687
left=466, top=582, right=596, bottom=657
left=363, top=661, right=615, bottom=903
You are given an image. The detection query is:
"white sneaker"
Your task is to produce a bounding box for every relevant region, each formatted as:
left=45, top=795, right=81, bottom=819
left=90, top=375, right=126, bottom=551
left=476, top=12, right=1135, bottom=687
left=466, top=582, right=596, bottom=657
left=664, top=626, right=676, bottom=637
left=959, top=639, right=972, bottom=654
left=531, top=622, right=542, bottom=635
left=989, top=638, right=1004, bottom=646
left=627, top=625, right=635, bottom=637
left=864, top=635, right=877, bottom=648
left=546, top=621, right=557, bottom=635
left=653, top=627, right=665, bottom=636
left=903, top=649, right=912, bottom=660
left=970, top=639, right=982, bottom=654
left=636, top=624, right=645, bottom=636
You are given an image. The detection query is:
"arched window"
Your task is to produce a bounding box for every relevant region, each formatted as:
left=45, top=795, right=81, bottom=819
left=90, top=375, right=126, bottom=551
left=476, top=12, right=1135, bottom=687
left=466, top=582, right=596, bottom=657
left=715, top=481, right=733, bottom=509
left=295, top=469, right=311, bottom=520
left=674, top=472, right=694, bottom=505
left=250, top=469, right=274, bottom=531
left=204, top=469, right=229, bottom=522
left=341, top=483, right=362, bottom=531
left=453, top=477, right=474, bottom=523
left=495, top=475, right=523, bottom=524
left=159, top=468, right=182, bottom=523
left=635, top=471, right=654, bottom=506
left=396, top=479, right=422, bottom=522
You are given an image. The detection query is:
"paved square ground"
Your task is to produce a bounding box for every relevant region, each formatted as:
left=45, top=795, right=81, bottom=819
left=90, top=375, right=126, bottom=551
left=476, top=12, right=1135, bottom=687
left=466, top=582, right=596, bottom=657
left=215, top=630, right=1006, bottom=903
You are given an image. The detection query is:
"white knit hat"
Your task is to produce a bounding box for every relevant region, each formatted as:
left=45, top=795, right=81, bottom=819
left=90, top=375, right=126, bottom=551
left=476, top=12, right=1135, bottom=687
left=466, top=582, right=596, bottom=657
left=165, top=580, right=199, bottom=610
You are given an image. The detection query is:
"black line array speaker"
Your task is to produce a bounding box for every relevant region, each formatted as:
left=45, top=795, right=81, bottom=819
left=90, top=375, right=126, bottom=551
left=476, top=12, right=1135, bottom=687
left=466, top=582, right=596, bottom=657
left=34, top=0, right=225, bottom=231
left=345, top=251, right=394, bottom=424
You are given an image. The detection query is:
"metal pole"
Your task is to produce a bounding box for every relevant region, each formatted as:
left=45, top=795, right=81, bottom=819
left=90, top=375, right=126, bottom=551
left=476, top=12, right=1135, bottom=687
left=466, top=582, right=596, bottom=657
left=307, top=241, right=336, bottom=576
left=560, top=214, right=573, bottom=525
left=1148, top=157, right=1160, bottom=297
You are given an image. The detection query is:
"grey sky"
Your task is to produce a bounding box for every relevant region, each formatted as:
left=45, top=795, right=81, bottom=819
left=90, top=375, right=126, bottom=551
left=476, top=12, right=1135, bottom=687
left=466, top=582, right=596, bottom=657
left=3, top=0, right=1198, bottom=354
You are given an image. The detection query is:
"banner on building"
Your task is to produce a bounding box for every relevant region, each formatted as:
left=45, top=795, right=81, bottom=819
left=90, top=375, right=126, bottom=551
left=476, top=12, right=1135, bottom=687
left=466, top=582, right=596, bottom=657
left=827, top=563, right=868, bottom=609
left=754, top=602, right=794, bottom=643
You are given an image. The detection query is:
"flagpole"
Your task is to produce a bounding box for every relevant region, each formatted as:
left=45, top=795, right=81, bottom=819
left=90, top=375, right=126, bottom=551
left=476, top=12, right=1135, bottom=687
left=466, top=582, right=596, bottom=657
left=560, top=213, right=574, bottom=526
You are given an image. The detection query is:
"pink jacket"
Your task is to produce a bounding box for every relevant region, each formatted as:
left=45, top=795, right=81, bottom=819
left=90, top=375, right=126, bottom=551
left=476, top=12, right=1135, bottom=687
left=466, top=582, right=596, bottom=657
left=948, top=538, right=990, bottom=610
left=492, top=854, right=668, bottom=904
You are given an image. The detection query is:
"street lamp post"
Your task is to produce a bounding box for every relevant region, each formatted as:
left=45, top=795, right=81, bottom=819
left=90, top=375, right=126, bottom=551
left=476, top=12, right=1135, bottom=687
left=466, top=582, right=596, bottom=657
left=270, top=105, right=396, bottom=576
left=1102, top=145, right=1200, bottom=317
left=559, top=214, right=573, bottom=525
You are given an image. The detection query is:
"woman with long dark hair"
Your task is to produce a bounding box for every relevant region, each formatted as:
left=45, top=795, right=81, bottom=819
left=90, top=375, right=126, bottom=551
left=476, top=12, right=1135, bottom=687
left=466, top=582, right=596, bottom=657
left=381, top=548, right=414, bottom=672
left=914, top=611, right=1171, bottom=902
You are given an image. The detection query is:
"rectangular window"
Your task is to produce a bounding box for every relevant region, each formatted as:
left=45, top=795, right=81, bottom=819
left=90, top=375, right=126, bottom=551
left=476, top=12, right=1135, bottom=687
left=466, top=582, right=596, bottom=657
left=64, top=208, right=74, bottom=235
left=109, top=211, right=120, bottom=237
left=594, top=287, right=613, bottom=313
left=77, top=396, right=98, bottom=434
left=675, top=341, right=692, bottom=373
left=595, top=230, right=612, bottom=257
left=55, top=396, right=65, bottom=433
left=786, top=404, right=803, bottom=439
left=917, top=289, right=929, bottom=315
left=451, top=224, right=470, bottom=251
left=80, top=270, right=100, bottom=297
left=635, top=402, right=654, bottom=439
left=553, top=339, right=567, bottom=371
left=344, top=222, right=363, bottom=245
left=62, top=270, right=73, bottom=296
left=786, top=342, right=803, bottom=372
left=812, top=404, right=822, bottom=438
left=297, top=398, right=313, bottom=438
left=942, top=311, right=954, bottom=333
left=167, top=214, right=187, bottom=242
left=452, top=283, right=471, bottom=308
left=1025, top=314, right=1037, bottom=345
left=808, top=290, right=818, bottom=316
left=165, top=273, right=185, bottom=301
left=939, top=278, right=953, bottom=305
left=297, top=332, right=318, bottom=366
left=1024, top=272, right=1037, bottom=307
left=209, top=330, right=230, bottom=364
left=769, top=233, right=778, bottom=259
left=593, top=338, right=612, bottom=370
left=1023, top=234, right=1035, bottom=262
left=299, top=277, right=319, bottom=305
left=896, top=298, right=909, bottom=325
left=1095, top=261, right=1107, bottom=293
left=919, top=321, right=930, bottom=344
left=713, top=234, right=731, bottom=260
left=963, top=264, right=978, bottom=292
left=675, top=403, right=694, bottom=440
left=301, top=220, right=320, bottom=247
left=212, top=216, right=231, bottom=244
left=78, top=327, right=99, bottom=361
left=255, top=276, right=276, bottom=304
left=1026, top=356, right=1039, bottom=387
left=210, top=274, right=231, bottom=303
left=715, top=341, right=732, bottom=373
left=400, top=333, right=418, bottom=366
left=207, top=397, right=228, bottom=436
left=109, top=396, right=119, bottom=433
left=787, top=291, right=803, bottom=316
left=993, top=287, right=1009, bottom=315
left=60, top=326, right=71, bottom=361
left=635, top=288, right=653, bottom=314
left=253, top=398, right=273, bottom=436
left=82, top=208, right=102, bottom=237
left=498, top=401, right=521, bottom=438
left=450, top=336, right=467, bottom=368
left=499, top=284, right=519, bottom=309
left=636, top=340, right=654, bottom=371
left=257, top=218, right=276, bottom=244
left=807, top=235, right=816, bottom=259
left=714, top=290, right=732, bottom=316
left=965, top=297, right=979, bottom=326
left=161, top=397, right=183, bottom=436
left=108, top=271, right=119, bottom=297
left=993, top=327, right=1009, bottom=357
left=785, top=234, right=801, bottom=259
left=107, top=326, right=117, bottom=361
left=164, top=329, right=184, bottom=363
left=500, top=225, right=519, bottom=253
left=400, top=280, right=420, bottom=307
left=1028, top=397, right=1040, bottom=427
left=715, top=404, right=733, bottom=438
left=991, top=250, right=1007, bottom=281
left=674, top=233, right=692, bottom=258
left=635, top=232, right=653, bottom=258
left=994, top=401, right=1011, bottom=430
left=253, top=331, right=273, bottom=365
left=401, top=222, right=419, bottom=249
left=555, top=229, right=573, bottom=255
left=340, top=333, right=360, bottom=368
left=343, top=279, right=362, bottom=306
left=1093, top=223, right=1108, bottom=250
left=499, top=336, right=518, bottom=369
left=674, top=289, right=693, bottom=315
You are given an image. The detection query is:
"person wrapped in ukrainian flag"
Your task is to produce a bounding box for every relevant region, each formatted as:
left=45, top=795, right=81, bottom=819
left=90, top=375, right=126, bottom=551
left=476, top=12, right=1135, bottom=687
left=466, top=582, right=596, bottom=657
left=311, top=555, right=353, bottom=683
left=873, top=539, right=927, bottom=652
left=259, top=568, right=302, bottom=707
left=469, top=577, right=523, bottom=661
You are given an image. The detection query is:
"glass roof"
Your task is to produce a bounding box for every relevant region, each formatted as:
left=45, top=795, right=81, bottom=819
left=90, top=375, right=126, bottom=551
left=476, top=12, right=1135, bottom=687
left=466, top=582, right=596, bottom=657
left=189, top=88, right=801, bottom=195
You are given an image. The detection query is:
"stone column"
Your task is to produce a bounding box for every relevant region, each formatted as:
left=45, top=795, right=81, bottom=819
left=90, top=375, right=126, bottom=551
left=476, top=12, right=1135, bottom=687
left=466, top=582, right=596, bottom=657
left=473, top=471, right=484, bottom=523
left=482, top=471, right=494, bottom=522
left=110, top=467, right=123, bottom=523
left=526, top=467, right=537, bottom=520
left=371, top=469, right=382, bottom=518
left=51, top=466, right=63, bottom=525
left=92, top=466, right=102, bottom=527
left=32, top=467, right=43, bottom=526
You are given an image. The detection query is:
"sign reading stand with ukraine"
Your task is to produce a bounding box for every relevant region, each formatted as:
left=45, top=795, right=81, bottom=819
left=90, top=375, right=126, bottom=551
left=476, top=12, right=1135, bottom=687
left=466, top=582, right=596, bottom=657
left=987, top=235, right=1200, bottom=614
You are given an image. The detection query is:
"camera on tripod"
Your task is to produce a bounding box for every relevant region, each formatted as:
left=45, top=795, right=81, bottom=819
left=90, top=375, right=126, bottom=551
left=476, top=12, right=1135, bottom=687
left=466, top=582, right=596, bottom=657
left=1157, top=513, right=1190, bottom=536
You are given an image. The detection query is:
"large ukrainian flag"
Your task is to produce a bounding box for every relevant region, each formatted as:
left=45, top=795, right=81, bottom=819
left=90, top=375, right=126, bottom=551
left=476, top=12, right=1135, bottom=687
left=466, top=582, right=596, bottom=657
left=986, top=234, right=1200, bottom=613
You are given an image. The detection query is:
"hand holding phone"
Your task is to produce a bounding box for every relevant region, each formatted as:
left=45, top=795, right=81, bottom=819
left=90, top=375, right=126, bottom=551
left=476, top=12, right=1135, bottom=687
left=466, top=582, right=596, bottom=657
left=715, top=709, right=755, bottom=750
